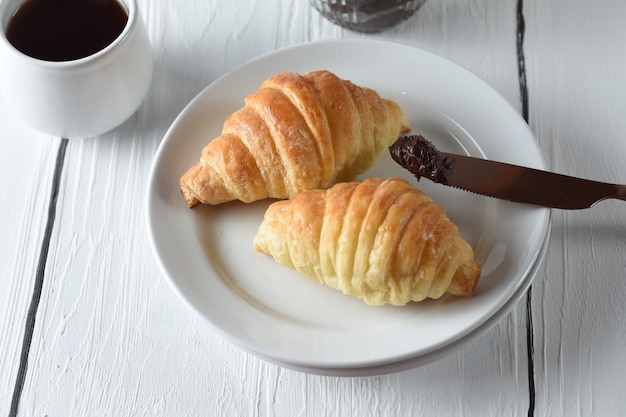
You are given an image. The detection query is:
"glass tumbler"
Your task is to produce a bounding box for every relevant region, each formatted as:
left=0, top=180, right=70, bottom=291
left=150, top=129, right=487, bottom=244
left=310, top=0, right=427, bottom=32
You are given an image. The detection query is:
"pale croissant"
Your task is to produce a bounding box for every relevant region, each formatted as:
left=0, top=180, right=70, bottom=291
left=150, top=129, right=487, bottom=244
left=180, top=70, right=411, bottom=207
left=253, top=177, right=481, bottom=306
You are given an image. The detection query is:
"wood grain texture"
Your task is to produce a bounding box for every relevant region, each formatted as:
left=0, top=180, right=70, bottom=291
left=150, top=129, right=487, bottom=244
left=0, top=0, right=543, bottom=416
left=0, top=87, right=62, bottom=416
left=525, top=0, right=626, bottom=415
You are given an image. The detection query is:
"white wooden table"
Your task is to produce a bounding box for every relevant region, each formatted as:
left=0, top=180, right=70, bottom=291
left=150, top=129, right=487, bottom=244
left=2, top=0, right=626, bottom=415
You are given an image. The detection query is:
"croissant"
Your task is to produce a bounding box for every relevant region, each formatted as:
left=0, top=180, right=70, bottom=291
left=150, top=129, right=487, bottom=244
left=180, top=70, right=411, bottom=207
left=253, top=177, right=481, bottom=306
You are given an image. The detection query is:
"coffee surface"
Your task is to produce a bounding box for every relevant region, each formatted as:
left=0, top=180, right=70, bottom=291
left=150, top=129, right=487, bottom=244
left=5, top=0, right=128, bottom=62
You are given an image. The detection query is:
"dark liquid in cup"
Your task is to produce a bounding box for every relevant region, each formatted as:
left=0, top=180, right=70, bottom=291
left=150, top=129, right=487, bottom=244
left=5, top=0, right=128, bottom=62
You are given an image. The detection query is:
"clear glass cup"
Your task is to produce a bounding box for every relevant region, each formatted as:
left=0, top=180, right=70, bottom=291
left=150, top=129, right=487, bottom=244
left=310, top=0, right=427, bottom=32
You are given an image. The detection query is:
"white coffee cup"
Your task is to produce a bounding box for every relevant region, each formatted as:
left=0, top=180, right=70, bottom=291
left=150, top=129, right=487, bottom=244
left=0, top=0, right=153, bottom=138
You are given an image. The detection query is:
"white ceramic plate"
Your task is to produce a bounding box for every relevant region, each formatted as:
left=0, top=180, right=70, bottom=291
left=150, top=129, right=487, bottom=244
left=146, top=39, right=550, bottom=375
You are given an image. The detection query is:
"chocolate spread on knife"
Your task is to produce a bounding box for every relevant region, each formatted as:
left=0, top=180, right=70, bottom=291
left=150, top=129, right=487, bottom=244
left=389, top=135, right=455, bottom=184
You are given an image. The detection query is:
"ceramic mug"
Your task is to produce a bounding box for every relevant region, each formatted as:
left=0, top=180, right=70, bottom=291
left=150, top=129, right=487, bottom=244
left=0, top=0, right=153, bottom=138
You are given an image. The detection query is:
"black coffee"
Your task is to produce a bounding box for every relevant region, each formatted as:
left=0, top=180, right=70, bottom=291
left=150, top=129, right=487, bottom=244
left=5, top=0, right=128, bottom=62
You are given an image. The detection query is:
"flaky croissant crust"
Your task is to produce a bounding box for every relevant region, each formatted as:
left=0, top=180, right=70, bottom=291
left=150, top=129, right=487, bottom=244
left=180, top=70, right=411, bottom=207
left=254, top=177, right=481, bottom=306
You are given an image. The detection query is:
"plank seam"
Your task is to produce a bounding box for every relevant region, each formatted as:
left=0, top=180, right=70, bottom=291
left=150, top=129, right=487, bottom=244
left=9, top=138, right=69, bottom=417
left=516, top=1, right=536, bottom=416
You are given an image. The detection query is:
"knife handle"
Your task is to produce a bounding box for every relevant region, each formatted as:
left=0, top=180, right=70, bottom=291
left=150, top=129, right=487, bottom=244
left=567, top=182, right=626, bottom=209
left=607, top=185, right=626, bottom=204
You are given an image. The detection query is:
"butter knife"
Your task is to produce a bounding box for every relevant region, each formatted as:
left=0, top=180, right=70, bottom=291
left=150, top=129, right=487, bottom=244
left=389, top=135, right=626, bottom=210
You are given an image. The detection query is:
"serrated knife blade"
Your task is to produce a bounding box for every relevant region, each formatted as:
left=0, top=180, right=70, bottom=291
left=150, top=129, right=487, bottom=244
left=389, top=135, right=626, bottom=210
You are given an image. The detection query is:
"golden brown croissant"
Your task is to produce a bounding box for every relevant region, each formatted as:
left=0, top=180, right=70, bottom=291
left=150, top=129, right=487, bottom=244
left=180, top=70, right=411, bottom=207
left=253, top=177, right=481, bottom=306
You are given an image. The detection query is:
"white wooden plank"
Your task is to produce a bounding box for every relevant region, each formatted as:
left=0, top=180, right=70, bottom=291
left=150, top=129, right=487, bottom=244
left=0, top=95, right=61, bottom=415
left=525, top=0, right=626, bottom=415
left=14, top=0, right=533, bottom=416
